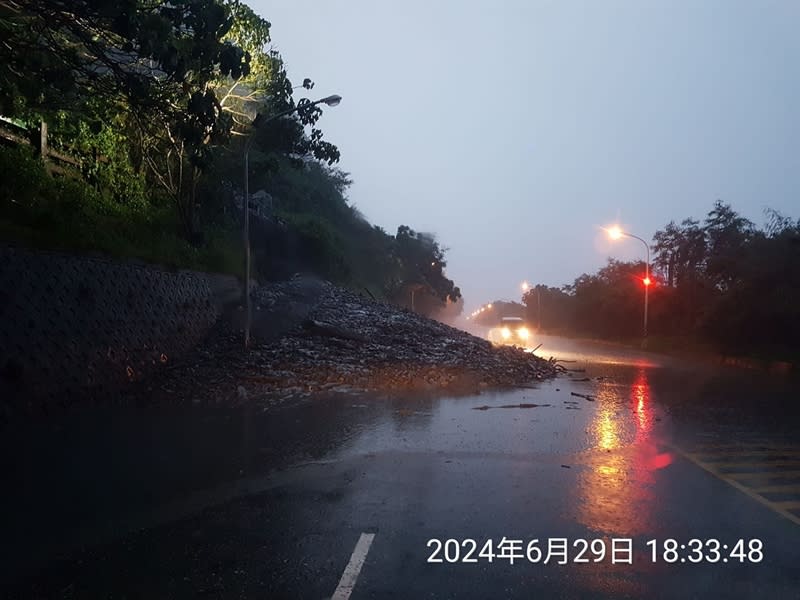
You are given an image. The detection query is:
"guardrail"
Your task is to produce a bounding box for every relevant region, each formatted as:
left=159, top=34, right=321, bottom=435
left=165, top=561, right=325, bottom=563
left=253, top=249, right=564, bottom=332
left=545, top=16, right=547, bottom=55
left=0, top=117, right=106, bottom=179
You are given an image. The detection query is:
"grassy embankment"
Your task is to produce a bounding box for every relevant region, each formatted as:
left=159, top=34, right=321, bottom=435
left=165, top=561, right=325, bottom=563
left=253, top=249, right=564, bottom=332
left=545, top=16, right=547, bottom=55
left=0, top=145, right=243, bottom=275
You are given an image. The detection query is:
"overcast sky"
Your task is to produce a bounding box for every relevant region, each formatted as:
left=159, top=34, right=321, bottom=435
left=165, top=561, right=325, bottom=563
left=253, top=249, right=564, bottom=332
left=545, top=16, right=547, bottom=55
left=252, top=0, right=800, bottom=310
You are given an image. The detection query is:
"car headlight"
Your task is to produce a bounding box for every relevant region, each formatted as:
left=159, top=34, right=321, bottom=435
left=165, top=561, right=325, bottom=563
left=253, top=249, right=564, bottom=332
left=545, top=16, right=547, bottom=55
left=501, top=327, right=511, bottom=339
left=518, top=327, right=529, bottom=339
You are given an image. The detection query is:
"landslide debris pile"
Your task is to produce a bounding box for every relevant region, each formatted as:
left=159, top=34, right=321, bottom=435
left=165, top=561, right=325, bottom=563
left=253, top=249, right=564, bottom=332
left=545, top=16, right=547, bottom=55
left=251, top=279, right=556, bottom=394
left=140, top=277, right=559, bottom=406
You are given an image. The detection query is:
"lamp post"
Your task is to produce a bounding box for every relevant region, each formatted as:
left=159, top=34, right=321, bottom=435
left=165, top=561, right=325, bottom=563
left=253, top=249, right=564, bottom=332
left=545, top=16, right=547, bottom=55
left=521, top=281, right=541, bottom=330
left=242, top=94, right=342, bottom=347
left=606, top=226, right=651, bottom=342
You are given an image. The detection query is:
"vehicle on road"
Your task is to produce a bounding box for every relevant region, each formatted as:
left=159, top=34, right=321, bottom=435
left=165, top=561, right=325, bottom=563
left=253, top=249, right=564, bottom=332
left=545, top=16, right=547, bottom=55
left=488, top=316, right=531, bottom=347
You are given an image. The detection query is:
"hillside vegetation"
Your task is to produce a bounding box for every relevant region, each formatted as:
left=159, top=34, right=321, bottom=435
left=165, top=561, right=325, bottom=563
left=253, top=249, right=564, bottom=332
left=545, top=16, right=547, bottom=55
left=0, top=0, right=461, bottom=317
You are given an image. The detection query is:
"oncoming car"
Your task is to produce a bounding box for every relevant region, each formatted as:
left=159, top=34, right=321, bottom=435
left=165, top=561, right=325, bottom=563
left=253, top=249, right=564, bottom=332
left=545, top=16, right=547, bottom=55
left=488, top=317, right=531, bottom=347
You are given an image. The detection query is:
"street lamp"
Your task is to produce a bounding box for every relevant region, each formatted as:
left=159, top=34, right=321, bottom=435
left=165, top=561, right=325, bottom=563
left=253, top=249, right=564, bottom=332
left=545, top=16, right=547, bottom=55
left=242, top=93, right=342, bottom=347
left=318, top=94, right=342, bottom=107
left=605, top=225, right=651, bottom=341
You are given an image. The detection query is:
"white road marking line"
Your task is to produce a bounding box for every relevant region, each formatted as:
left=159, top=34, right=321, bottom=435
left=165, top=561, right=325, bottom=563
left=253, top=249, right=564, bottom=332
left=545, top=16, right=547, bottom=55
left=331, top=533, right=375, bottom=600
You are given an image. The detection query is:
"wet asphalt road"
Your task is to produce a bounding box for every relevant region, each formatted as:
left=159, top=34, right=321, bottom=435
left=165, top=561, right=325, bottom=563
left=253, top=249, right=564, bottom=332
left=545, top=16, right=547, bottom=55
left=3, top=335, right=800, bottom=598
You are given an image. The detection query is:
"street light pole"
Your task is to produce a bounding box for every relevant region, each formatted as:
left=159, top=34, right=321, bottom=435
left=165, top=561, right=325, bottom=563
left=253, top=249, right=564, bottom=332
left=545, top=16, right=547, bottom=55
left=606, top=227, right=650, bottom=341
left=630, top=233, right=651, bottom=340
left=242, top=94, right=342, bottom=348
left=243, top=139, right=252, bottom=348
left=521, top=280, right=541, bottom=330
left=537, top=287, right=541, bottom=330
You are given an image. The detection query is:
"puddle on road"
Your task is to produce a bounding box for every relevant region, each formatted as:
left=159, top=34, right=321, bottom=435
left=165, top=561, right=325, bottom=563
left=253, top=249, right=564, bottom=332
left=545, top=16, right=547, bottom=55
left=311, top=362, right=683, bottom=543
left=7, top=345, right=799, bottom=588
left=321, top=365, right=673, bottom=462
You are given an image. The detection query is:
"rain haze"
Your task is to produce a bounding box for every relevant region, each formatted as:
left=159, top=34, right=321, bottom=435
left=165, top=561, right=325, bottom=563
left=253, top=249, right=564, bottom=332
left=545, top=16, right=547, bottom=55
left=6, top=1, right=800, bottom=596
left=254, top=0, right=799, bottom=311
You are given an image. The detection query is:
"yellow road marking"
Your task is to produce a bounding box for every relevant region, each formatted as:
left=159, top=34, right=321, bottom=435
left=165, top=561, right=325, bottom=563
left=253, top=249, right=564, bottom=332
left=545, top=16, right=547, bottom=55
left=705, top=460, right=800, bottom=470
left=672, top=445, right=800, bottom=527
left=752, top=484, right=800, bottom=494
left=727, top=470, right=800, bottom=481
left=693, top=443, right=798, bottom=452
left=693, top=450, right=800, bottom=460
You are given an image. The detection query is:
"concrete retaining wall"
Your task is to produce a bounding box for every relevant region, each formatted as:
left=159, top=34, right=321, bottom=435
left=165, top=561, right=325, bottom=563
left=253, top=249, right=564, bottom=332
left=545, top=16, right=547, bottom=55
left=0, top=246, right=240, bottom=412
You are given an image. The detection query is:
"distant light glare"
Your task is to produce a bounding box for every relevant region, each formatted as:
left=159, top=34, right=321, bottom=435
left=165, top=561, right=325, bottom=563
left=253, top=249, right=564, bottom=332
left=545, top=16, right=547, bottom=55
left=607, top=225, right=623, bottom=240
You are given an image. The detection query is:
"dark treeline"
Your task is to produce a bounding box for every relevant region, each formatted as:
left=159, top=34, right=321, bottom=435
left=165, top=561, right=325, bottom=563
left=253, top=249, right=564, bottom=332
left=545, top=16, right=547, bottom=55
left=484, top=202, right=800, bottom=357
left=0, top=0, right=460, bottom=316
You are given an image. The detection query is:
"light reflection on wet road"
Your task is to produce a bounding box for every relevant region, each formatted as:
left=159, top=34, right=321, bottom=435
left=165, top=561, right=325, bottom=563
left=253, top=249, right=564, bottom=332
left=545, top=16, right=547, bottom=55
left=2, top=335, right=800, bottom=598
left=323, top=355, right=676, bottom=545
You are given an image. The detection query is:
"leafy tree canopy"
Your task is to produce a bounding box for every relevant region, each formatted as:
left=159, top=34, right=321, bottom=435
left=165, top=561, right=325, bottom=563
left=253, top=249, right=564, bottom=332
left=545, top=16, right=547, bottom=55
left=0, top=0, right=253, bottom=159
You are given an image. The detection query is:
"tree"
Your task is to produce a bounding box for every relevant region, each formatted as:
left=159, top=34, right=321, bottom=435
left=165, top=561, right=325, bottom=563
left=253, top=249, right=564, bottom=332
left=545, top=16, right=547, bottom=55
left=522, top=285, right=573, bottom=332
left=700, top=214, right=800, bottom=350
left=0, top=0, right=250, bottom=142
left=565, top=259, right=650, bottom=338
left=1, top=0, right=257, bottom=237
left=389, top=226, right=460, bottom=314
left=652, top=218, right=707, bottom=287
left=703, top=200, right=754, bottom=292
left=213, top=1, right=340, bottom=171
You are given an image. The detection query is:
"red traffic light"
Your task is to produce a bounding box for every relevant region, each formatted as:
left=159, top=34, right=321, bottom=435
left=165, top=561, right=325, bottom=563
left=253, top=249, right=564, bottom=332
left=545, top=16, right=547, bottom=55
left=643, top=277, right=652, bottom=287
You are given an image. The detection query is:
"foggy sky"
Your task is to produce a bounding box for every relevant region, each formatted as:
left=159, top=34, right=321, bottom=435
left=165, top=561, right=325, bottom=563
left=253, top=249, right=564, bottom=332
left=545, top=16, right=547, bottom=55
left=252, top=0, right=800, bottom=311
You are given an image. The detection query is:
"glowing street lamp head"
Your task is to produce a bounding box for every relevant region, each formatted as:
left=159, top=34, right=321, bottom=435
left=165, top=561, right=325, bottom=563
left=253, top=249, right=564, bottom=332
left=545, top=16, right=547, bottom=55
left=607, top=225, right=623, bottom=240
left=521, top=281, right=530, bottom=292
left=487, top=303, right=493, bottom=309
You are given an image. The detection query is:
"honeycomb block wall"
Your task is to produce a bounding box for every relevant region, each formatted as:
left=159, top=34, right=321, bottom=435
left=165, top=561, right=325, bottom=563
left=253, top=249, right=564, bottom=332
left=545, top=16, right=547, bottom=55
left=0, top=246, right=226, bottom=410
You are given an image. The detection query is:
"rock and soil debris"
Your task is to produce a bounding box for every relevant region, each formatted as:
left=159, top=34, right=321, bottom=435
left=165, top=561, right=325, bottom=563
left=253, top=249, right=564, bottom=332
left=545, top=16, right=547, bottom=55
left=133, top=275, right=560, bottom=408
